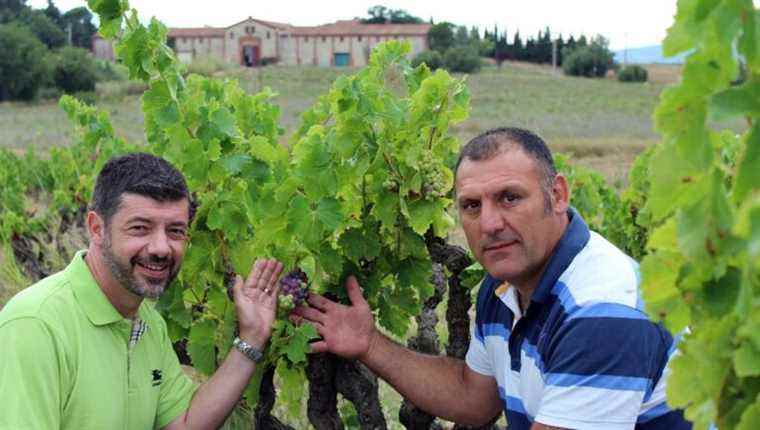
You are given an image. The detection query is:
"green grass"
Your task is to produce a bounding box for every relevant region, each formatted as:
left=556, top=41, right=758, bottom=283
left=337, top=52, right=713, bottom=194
left=0, top=62, right=669, bottom=182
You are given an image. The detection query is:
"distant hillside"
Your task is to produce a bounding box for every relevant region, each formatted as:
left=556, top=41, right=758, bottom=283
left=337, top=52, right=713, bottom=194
left=614, top=45, right=686, bottom=64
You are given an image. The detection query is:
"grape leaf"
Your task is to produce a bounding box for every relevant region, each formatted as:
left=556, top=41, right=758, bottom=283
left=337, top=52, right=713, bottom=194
left=188, top=319, right=217, bottom=375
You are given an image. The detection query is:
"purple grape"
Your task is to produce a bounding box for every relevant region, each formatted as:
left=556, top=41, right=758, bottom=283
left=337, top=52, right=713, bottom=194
left=278, top=268, right=310, bottom=308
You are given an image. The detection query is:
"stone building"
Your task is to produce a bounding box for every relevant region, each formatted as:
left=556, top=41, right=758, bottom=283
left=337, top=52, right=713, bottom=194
left=93, top=17, right=431, bottom=67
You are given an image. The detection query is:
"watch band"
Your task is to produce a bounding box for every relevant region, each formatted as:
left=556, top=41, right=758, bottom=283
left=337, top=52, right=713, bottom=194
left=232, top=337, right=264, bottom=362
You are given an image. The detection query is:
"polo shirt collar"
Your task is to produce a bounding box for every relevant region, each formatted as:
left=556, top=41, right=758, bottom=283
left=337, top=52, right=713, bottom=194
left=68, top=250, right=125, bottom=326
left=529, top=207, right=590, bottom=306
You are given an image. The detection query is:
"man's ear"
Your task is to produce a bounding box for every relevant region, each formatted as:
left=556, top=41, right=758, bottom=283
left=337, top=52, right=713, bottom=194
left=86, top=211, right=106, bottom=245
left=551, top=174, right=570, bottom=214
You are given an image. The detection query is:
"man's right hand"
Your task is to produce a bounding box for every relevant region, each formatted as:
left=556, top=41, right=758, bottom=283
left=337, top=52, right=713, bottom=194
left=291, top=276, right=379, bottom=361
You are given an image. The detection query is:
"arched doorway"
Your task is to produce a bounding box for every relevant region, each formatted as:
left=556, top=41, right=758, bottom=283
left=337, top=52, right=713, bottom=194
left=238, top=36, right=261, bottom=67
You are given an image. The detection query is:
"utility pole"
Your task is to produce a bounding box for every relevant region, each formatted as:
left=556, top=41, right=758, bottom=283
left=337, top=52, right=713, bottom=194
left=67, top=23, right=72, bottom=46
left=552, top=38, right=557, bottom=73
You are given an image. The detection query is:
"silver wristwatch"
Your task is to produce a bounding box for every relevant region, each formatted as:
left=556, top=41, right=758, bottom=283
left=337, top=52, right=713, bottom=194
left=232, top=337, right=264, bottom=362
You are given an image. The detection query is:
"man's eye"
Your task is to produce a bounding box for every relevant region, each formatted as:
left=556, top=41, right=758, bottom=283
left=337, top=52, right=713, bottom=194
left=170, top=229, right=187, bottom=238
left=460, top=201, right=479, bottom=211
left=130, top=225, right=147, bottom=232
left=502, top=193, right=520, bottom=203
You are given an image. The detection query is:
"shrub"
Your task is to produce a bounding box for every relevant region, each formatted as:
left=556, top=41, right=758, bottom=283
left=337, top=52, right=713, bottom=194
left=443, top=46, right=481, bottom=73
left=617, top=65, right=648, bottom=82
left=562, top=36, right=615, bottom=78
left=52, top=46, right=99, bottom=93
left=94, top=60, right=128, bottom=82
left=412, top=50, right=444, bottom=70
left=0, top=23, right=52, bottom=101
left=562, top=46, right=613, bottom=77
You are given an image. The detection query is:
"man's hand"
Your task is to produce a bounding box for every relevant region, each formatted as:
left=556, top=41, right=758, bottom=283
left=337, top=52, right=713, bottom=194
left=231, top=259, right=283, bottom=349
left=292, top=276, right=378, bottom=361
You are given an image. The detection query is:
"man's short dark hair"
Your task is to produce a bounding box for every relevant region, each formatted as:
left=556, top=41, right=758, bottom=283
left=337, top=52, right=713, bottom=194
left=90, top=152, right=195, bottom=224
left=455, top=127, right=557, bottom=211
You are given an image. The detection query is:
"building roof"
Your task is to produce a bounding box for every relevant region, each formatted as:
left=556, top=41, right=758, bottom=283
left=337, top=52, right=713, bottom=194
left=164, top=18, right=431, bottom=39
left=168, top=27, right=225, bottom=38
left=226, top=16, right=293, bottom=30
left=291, top=19, right=431, bottom=36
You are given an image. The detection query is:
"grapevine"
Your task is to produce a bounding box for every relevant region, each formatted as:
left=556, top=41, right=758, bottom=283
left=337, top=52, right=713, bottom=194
left=639, top=1, right=760, bottom=429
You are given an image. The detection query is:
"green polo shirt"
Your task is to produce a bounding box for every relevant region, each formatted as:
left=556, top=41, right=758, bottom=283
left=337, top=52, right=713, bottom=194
left=0, top=251, right=197, bottom=429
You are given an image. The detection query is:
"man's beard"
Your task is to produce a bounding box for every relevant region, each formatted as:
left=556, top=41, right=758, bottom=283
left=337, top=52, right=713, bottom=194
left=101, top=233, right=180, bottom=299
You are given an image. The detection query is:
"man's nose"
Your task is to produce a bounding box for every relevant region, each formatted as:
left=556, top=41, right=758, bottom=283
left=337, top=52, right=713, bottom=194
left=147, top=230, right=171, bottom=257
left=479, top=201, right=505, bottom=235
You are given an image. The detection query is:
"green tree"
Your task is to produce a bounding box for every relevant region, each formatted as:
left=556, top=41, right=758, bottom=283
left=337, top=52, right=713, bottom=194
left=388, top=8, right=422, bottom=24
left=18, top=8, right=65, bottom=48
left=60, top=6, right=97, bottom=48
left=454, top=25, right=469, bottom=46
left=363, top=5, right=389, bottom=23
left=361, top=5, right=422, bottom=24
left=443, top=45, right=481, bottom=73
left=427, top=22, right=455, bottom=52
left=561, top=35, right=615, bottom=77
left=43, top=0, right=61, bottom=26
left=0, top=23, right=51, bottom=101
left=0, top=0, right=27, bottom=22
left=52, top=46, right=98, bottom=93
left=512, top=30, right=524, bottom=60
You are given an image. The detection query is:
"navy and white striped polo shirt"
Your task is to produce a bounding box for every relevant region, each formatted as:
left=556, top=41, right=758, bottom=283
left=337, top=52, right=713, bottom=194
left=465, top=209, right=692, bottom=429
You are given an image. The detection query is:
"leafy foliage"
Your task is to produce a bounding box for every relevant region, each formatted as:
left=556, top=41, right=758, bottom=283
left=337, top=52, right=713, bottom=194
left=443, top=46, right=482, bottom=73
left=0, top=23, right=51, bottom=101
left=412, top=50, right=443, bottom=71
left=82, top=0, right=470, bottom=418
left=562, top=36, right=615, bottom=78
left=639, top=1, right=760, bottom=428
left=53, top=46, right=99, bottom=93
left=618, top=65, right=648, bottom=83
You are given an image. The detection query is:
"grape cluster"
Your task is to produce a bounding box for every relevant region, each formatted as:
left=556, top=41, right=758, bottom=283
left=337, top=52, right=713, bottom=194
left=420, top=152, right=448, bottom=198
left=277, top=268, right=309, bottom=316
left=383, top=177, right=400, bottom=192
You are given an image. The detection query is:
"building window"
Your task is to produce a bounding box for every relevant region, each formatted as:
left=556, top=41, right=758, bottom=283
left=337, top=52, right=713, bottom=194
left=229, top=32, right=234, bottom=39
left=322, top=36, right=326, bottom=42
left=267, top=31, right=271, bottom=39
left=280, top=34, right=289, bottom=38
left=358, top=36, right=362, bottom=42
left=339, top=36, right=344, bottom=42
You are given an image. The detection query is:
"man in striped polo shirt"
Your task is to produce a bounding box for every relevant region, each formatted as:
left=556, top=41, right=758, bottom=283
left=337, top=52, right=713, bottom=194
left=297, top=127, right=692, bottom=429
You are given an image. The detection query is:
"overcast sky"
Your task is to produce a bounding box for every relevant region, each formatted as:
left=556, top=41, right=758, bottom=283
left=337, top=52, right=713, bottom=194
left=29, top=0, right=680, bottom=50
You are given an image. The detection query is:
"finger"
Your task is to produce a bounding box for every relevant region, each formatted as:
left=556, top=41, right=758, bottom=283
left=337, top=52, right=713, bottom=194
left=309, top=341, right=329, bottom=354
left=345, top=276, right=367, bottom=306
left=266, top=261, right=284, bottom=296
left=306, top=293, right=335, bottom=312
left=258, top=260, right=280, bottom=292
left=231, top=275, right=245, bottom=304
left=245, top=259, right=266, bottom=289
left=291, top=306, right=327, bottom=324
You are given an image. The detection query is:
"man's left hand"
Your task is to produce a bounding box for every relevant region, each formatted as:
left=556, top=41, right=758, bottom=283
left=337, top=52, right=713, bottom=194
left=231, top=259, right=283, bottom=349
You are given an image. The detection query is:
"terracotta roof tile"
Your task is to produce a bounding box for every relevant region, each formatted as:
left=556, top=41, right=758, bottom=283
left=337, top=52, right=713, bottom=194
left=168, top=27, right=225, bottom=37
left=291, top=20, right=430, bottom=36
left=161, top=18, right=430, bottom=39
